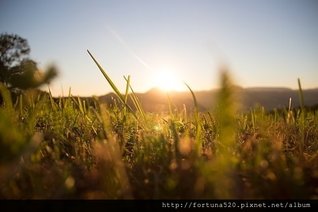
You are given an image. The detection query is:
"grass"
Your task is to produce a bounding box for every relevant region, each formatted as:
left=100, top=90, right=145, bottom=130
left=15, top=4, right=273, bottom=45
left=0, top=53, right=317, bottom=199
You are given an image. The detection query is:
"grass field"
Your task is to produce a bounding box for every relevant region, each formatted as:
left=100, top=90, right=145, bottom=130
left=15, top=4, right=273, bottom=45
left=0, top=54, right=317, bottom=199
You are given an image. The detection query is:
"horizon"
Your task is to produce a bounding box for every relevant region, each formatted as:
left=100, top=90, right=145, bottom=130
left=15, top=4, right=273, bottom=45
left=1, top=0, right=318, bottom=96
left=60, top=85, right=318, bottom=98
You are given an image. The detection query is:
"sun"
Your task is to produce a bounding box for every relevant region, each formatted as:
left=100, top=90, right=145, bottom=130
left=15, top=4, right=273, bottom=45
left=151, top=68, right=184, bottom=92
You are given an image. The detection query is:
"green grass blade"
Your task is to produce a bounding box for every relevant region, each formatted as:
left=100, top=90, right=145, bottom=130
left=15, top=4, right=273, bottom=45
left=87, top=50, right=123, bottom=100
left=211, top=70, right=237, bottom=198
left=298, top=78, right=305, bottom=113
left=297, top=78, right=305, bottom=156
left=124, top=76, right=146, bottom=121
left=124, top=75, right=130, bottom=105
left=87, top=50, right=137, bottom=119
left=185, top=82, right=201, bottom=154
left=185, top=83, right=199, bottom=121
left=78, top=97, right=84, bottom=114
left=47, top=86, right=57, bottom=111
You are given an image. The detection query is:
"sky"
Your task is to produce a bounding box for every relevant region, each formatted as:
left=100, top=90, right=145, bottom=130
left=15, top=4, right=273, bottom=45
left=1, top=0, right=317, bottom=96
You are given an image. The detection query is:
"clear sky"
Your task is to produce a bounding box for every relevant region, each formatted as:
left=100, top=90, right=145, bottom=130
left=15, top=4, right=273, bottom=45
left=1, top=0, right=317, bottom=96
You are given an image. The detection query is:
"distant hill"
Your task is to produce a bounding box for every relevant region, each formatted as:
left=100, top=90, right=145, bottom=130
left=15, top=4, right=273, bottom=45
left=98, top=87, right=318, bottom=112
left=239, top=87, right=318, bottom=111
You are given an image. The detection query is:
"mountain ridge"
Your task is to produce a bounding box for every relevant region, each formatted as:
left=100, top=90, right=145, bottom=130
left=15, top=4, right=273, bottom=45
left=98, top=87, right=318, bottom=112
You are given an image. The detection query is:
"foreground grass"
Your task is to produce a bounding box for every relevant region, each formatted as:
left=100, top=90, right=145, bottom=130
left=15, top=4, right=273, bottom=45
left=1, top=76, right=317, bottom=199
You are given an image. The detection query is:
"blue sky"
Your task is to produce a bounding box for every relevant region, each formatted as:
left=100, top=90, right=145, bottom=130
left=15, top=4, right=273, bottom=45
left=1, top=0, right=317, bottom=96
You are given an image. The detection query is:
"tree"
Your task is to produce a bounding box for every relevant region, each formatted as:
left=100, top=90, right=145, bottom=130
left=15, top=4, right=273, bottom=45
left=0, top=33, right=57, bottom=90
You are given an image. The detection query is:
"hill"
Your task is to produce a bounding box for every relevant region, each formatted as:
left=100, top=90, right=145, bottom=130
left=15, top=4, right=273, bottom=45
left=99, top=87, right=318, bottom=112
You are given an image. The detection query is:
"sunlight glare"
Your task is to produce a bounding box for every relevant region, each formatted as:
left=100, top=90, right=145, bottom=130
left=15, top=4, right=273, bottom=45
left=151, top=68, right=184, bottom=92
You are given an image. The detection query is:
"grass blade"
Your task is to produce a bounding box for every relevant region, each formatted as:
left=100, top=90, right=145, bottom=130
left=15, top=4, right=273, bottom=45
left=297, top=78, right=305, bottom=157
left=185, top=82, right=201, bottom=154
left=87, top=50, right=123, bottom=100
left=87, top=50, right=137, bottom=119
left=124, top=76, right=146, bottom=121
left=124, top=75, right=130, bottom=105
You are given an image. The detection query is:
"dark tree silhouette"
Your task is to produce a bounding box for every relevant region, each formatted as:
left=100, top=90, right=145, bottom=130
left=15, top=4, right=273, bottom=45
left=0, top=33, right=57, bottom=90
left=0, top=33, right=30, bottom=86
